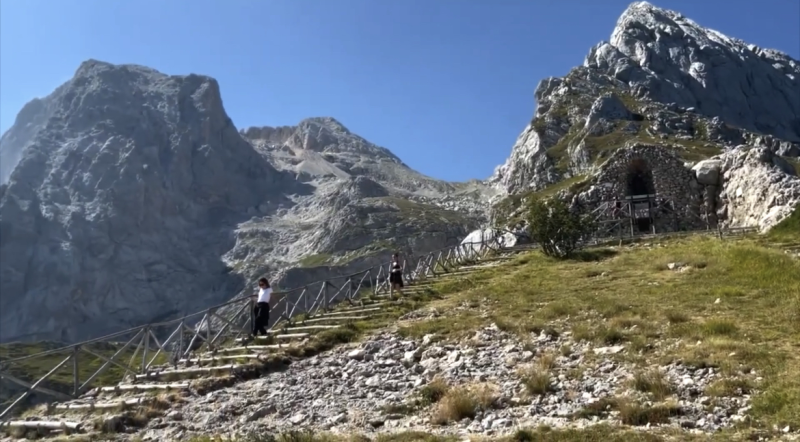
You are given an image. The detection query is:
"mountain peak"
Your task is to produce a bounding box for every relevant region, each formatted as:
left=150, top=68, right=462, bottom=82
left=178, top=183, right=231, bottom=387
left=297, top=117, right=352, bottom=134
left=493, top=1, right=800, bottom=196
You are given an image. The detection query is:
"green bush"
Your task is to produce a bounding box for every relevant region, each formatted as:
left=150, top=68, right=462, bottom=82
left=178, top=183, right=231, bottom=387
left=526, top=198, right=595, bottom=259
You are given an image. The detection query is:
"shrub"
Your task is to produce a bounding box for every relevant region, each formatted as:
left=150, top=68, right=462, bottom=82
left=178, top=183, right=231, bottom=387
left=526, top=197, right=595, bottom=259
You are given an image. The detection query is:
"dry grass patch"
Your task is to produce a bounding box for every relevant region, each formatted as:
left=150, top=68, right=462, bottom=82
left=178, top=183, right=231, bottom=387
left=518, top=351, right=559, bottom=396
left=419, top=377, right=450, bottom=405
left=431, top=383, right=498, bottom=425
left=664, top=310, right=690, bottom=324
left=705, top=378, right=755, bottom=397
left=536, top=351, right=557, bottom=370
left=617, top=400, right=683, bottom=426
left=572, top=397, right=622, bottom=420
left=520, top=367, right=552, bottom=396
left=629, top=370, right=673, bottom=401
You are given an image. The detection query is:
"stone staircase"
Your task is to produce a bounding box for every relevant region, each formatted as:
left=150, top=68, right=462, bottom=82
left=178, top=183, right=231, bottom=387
left=1, top=245, right=535, bottom=440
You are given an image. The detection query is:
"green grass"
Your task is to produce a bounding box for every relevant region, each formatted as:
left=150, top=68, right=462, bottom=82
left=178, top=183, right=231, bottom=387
left=779, top=155, right=799, bottom=175
left=0, top=340, right=169, bottom=410
left=766, top=204, right=800, bottom=244
left=298, top=253, right=333, bottom=267
left=493, top=175, right=589, bottom=227
left=398, top=234, right=800, bottom=432
left=299, top=240, right=399, bottom=268
left=378, top=197, right=467, bottom=225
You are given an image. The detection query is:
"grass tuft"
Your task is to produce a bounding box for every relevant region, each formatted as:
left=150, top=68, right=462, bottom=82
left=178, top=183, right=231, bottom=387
left=629, top=370, right=673, bottom=401
left=431, top=383, right=498, bottom=425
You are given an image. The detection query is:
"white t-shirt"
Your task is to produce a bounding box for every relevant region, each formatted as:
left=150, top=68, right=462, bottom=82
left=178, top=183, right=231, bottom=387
left=257, top=287, right=272, bottom=304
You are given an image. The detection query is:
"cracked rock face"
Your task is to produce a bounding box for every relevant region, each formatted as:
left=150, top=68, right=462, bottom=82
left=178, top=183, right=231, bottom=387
left=489, top=1, right=800, bottom=231
left=0, top=62, right=491, bottom=343
left=599, top=1, right=800, bottom=142
left=716, top=147, right=800, bottom=231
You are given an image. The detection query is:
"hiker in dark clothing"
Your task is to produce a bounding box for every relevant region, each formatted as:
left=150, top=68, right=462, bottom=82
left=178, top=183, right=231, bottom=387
left=251, top=277, right=272, bottom=337
left=389, top=253, right=404, bottom=296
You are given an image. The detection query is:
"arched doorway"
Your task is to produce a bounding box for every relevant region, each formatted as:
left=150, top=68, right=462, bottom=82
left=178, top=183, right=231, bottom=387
left=625, top=158, right=656, bottom=232
left=626, top=158, right=655, bottom=196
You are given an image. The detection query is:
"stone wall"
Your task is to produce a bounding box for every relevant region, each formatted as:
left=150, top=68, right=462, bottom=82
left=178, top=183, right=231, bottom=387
left=573, top=143, right=707, bottom=233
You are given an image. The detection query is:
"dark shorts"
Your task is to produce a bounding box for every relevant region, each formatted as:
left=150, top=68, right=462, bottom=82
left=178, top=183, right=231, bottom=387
left=389, top=272, right=404, bottom=287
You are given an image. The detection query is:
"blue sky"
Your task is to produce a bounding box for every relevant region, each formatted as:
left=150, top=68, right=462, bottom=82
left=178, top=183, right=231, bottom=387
left=1, top=0, right=798, bottom=182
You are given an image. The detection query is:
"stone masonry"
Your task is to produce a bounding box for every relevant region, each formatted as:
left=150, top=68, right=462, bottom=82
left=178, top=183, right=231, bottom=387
left=573, top=143, right=706, bottom=233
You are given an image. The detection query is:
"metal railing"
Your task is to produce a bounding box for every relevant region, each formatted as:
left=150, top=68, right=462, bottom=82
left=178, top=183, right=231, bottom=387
left=0, top=232, right=507, bottom=420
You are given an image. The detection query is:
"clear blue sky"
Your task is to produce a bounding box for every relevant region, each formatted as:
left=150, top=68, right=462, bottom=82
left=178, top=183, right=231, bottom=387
left=1, top=0, right=798, bottom=182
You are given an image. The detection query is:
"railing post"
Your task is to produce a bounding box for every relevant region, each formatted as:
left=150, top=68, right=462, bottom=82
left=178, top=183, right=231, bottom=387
left=206, top=308, right=215, bottom=349
left=322, top=281, right=329, bottom=310
left=72, top=345, right=79, bottom=397
left=176, top=320, right=185, bottom=367
left=141, top=327, right=150, bottom=373
left=388, top=261, right=394, bottom=300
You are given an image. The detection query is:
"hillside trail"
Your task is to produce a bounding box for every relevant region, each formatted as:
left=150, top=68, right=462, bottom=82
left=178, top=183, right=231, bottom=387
left=1, top=243, right=537, bottom=441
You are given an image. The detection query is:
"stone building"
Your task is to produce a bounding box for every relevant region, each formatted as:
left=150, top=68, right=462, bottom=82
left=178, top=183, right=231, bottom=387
left=572, top=143, right=708, bottom=235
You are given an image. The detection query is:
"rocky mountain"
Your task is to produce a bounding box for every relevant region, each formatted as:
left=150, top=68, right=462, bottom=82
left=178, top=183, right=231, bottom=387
left=2, top=1, right=799, bottom=344
left=490, top=1, right=800, bottom=230
left=0, top=61, right=488, bottom=343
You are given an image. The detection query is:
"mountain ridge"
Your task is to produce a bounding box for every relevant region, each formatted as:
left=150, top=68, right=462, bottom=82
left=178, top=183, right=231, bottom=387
left=489, top=1, right=799, bottom=197
left=0, top=60, right=482, bottom=343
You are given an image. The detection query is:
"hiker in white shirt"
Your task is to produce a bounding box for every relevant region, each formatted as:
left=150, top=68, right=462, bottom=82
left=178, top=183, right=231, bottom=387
left=251, top=277, right=272, bottom=338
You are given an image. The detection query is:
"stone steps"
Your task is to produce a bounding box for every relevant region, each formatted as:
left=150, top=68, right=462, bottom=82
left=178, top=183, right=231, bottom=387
left=133, top=363, right=256, bottom=381
left=327, top=301, right=390, bottom=312
left=180, top=353, right=269, bottom=365
left=92, top=382, right=191, bottom=395
left=299, top=315, right=371, bottom=324
left=209, top=344, right=296, bottom=354
left=313, top=307, right=383, bottom=317
left=54, top=397, right=152, bottom=411
left=267, top=325, right=340, bottom=334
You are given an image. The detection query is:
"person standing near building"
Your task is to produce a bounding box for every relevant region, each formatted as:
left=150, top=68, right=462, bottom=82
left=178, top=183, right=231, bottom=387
left=251, top=277, right=272, bottom=338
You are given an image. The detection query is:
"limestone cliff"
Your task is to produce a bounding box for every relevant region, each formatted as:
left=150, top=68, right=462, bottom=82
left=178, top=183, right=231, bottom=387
left=490, top=1, right=800, bottom=231
left=490, top=1, right=799, bottom=194
left=0, top=62, right=485, bottom=343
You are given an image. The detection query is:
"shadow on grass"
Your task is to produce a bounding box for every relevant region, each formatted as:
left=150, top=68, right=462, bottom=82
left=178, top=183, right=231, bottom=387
left=568, top=248, right=618, bottom=262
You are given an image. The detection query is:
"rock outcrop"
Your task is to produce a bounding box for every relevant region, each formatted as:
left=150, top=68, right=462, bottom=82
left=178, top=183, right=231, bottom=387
left=713, top=147, right=800, bottom=231
left=490, top=1, right=800, bottom=232
left=0, top=62, right=488, bottom=343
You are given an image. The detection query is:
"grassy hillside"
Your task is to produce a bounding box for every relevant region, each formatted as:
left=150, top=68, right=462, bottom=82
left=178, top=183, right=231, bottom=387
left=766, top=205, right=800, bottom=245
left=6, top=229, right=798, bottom=441
left=186, top=231, right=799, bottom=441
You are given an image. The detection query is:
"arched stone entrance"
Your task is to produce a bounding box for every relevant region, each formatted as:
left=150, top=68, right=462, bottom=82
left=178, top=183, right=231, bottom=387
left=626, top=158, right=656, bottom=232
left=626, top=158, right=655, bottom=196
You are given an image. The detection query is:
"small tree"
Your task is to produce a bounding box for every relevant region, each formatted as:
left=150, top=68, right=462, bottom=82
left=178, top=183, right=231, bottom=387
left=526, top=197, right=595, bottom=259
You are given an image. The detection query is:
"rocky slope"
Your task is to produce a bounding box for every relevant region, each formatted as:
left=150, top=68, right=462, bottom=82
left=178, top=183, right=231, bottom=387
left=228, top=119, right=495, bottom=285
left=490, top=0, right=800, bottom=206
left=0, top=61, right=488, bottom=343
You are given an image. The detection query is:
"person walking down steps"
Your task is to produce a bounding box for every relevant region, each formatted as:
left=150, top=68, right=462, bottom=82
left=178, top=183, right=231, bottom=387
left=251, top=277, right=272, bottom=338
left=390, top=253, right=404, bottom=296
